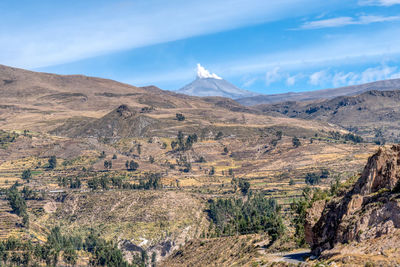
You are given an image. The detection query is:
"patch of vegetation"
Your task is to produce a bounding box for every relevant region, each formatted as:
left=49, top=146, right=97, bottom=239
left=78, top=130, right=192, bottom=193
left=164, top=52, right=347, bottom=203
left=21, top=169, right=32, bottom=181
left=0, top=130, right=18, bottom=149
left=57, top=177, right=82, bottom=189
left=292, top=136, right=301, bottom=148
left=0, top=227, right=139, bottom=266
left=171, top=131, right=198, bottom=151
left=215, top=131, right=224, bottom=140
left=290, top=179, right=343, bottom=246
left=208, top=193, right=284, bottom=242
left=176, top=113, right=185, bottom=121
left=329, top=131, right=363, bottom=143
left=6, top=183, right=29, bottom=227
left=305, top=169, right=330, bottom=185
left=176, top=155, right=191, bottom=172
left=87, top=173, right=162, bottom=191
left=104, top=160, right=112, bottom=170
left=48, top=156, right=57, bottom=169
left=126, top=160, right=139, bottom=171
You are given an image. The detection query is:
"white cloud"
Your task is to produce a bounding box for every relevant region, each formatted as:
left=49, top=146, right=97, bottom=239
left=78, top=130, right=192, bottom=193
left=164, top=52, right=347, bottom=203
left=309, top=70, right=330, bottom=86
left=0, top=0, right=330, bottom=68
left=308, top=65, right=400, bottom=88
left=359, top=65, right=400, bottom=83
left=242, top=77, right=258, bottom=88
left=359, top=0, right=400, bottom=6
left=286, top=73, right=304, bottom=86
left=214, top=25, right=400, bottom=80
left=300, top=15, right=400, bottom=29
left=332, top=72, right=358, bottom=87
left=196, top=64, right=222, bottom=79
left=286, top=76, right=297, bottom=86
left=266, top=67, right=283, bottom=85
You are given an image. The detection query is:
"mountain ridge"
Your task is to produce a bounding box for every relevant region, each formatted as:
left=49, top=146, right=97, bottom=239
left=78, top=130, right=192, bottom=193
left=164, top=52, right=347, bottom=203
left=255, top=89, right=400, bottom=142
left=236, top=78, right=400, bottom=106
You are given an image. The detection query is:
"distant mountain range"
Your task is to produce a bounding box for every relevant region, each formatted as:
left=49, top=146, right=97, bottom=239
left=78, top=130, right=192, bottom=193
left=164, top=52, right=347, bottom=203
left=236, top=79, right=400, bottom=106
left=176, top=64, right=258, bottom=99
left=255, top=90, right=400, bottom=142
left=176, top=65, right=400, bottom=106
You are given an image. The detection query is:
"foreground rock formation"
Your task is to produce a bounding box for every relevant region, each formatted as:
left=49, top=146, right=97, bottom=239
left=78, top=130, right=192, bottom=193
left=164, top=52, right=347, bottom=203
left=306, top=145, right=400, bottom=265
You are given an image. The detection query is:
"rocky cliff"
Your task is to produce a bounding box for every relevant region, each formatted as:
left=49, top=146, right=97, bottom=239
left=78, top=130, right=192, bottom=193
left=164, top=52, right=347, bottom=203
left=305, top=145, right=400, bottom=265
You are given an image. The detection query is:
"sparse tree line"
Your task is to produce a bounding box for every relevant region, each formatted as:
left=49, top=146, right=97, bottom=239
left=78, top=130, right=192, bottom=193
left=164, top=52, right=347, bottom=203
left=305, top=169, right=330, bottom=185
left=171, top=131, right=198, bottom=152
left=328, top=131, right=363, bottom=143
left=87, top=173, right=162, bottom=191
left=0, top=227, right=147, bottom=266
left=56, top=173, right=163, bottom=191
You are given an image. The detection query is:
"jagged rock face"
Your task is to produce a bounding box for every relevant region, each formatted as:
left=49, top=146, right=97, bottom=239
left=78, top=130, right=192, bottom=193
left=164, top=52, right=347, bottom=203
left=305, top=145, right=400, bottom=256
left=354, top=145, right=400, bottom=195
left=116, top=104, right=135, bottom=118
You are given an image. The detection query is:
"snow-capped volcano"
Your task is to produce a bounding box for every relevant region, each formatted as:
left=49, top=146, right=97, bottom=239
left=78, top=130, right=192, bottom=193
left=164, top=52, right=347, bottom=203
left=176, top=64, right=257, bottom=99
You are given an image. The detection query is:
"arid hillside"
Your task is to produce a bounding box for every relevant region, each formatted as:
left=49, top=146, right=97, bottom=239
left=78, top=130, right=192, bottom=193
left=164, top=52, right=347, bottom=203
left=255, top=90, right=400, bottom=142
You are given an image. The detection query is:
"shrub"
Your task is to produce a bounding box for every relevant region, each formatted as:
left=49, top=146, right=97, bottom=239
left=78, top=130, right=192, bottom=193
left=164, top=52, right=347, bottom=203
left=176, top=113, right=185, bottom=121
left=305, top=172, right=320, bottom=185
left=21, top=169, right=32, bottom=180
left=48, top=156, right=57, bottom=169
left=292, top=137, right=301, bottom=148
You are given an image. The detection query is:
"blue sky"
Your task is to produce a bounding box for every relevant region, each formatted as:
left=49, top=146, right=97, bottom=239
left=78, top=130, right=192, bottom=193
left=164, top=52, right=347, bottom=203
left=1, top=0, right=400, bottom=94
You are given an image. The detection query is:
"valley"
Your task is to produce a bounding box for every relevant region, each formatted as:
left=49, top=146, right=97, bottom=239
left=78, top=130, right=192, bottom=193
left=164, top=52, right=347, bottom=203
left=0, top=64, right=399, bottom=266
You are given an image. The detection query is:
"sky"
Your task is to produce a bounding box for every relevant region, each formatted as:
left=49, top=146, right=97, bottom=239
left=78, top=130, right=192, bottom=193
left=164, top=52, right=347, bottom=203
left=1, top=0, right=400, bottom=94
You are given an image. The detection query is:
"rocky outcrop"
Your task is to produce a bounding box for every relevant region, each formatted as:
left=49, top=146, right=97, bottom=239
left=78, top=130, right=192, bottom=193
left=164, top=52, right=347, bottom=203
left=51, top=104, right=159, bottom=139
left=354, top=144, right=400, bottom=194
left=305, top=145, right=400, bottom=256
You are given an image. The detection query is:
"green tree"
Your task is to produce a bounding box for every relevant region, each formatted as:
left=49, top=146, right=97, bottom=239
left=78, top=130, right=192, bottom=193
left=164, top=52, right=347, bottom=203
left=128, top=160, right=139, bottom=171
left=238, top=178, right=250, bottom=195
left=305, top=172, right=320, bottom=185
left=209, top=166, right=215, bottom=175
left=48, top=156, right=57, bottom=169
left=22, top=169, right=32, bottom=181
left=6, top=185, right=27, bottom=216
left=292, top=136, right=301, bottom=148
left=176, top=113, right=185, bottom=121
left=276, top=130, right=283, bottom=140
left=215, top=131, right=223, bottom=140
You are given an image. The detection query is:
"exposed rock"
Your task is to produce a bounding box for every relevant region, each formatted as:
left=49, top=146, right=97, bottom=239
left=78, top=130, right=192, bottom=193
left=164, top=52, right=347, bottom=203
left=354, top=145, right=400, bottom=195
left=306, top=145, right=400, bottom=259
left=304, top=200, right=325, bottom=245
left=116, top=104, right=135, bottom=118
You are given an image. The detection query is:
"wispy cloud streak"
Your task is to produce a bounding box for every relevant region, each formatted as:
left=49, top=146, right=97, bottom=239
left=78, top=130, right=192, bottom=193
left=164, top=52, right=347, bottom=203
left=299, top=15, right=400, bottom=29
left=0, top=0, right=328, bottom=68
